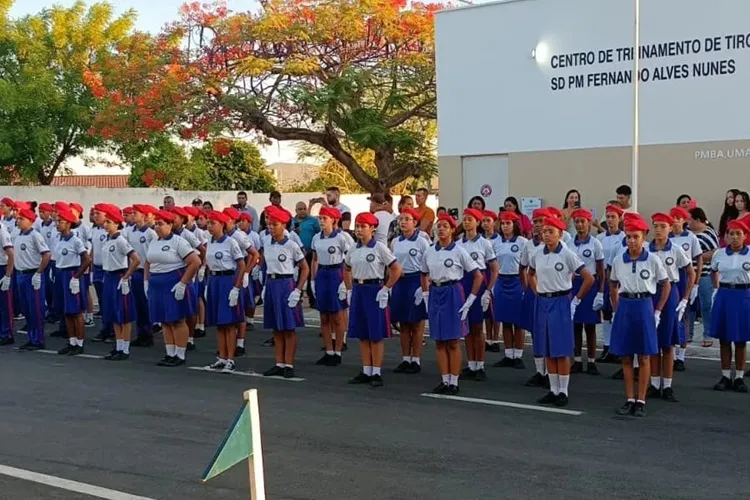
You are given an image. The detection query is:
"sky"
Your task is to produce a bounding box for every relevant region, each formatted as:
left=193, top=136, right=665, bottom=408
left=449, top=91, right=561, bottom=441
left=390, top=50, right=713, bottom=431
left=10, top=0, right=300, bottom=175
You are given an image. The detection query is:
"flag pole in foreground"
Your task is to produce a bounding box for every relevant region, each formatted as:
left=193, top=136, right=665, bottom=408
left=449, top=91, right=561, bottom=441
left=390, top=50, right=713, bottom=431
left=202, top=389, right=266, bottom=500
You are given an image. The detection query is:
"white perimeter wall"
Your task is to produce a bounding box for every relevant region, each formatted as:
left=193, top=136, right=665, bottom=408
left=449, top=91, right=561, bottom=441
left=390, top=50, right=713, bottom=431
left=435, top=0, right=750, bottom=156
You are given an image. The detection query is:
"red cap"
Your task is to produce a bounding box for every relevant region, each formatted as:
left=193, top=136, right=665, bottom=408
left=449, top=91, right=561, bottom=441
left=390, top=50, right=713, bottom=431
left=14, top=201, right=31, bottom=211
left=319, top=207, right=341, bottom=220
left=55, top=201, right=70, bottom=213
left=133, top=204, right=159, bottom=216
left=623, top=212, right=642, bottom=221
left=266, top=206, right=292, bottom=225
left=499, top=211, right=520, bottom=222
left=122, top=206, right=135, bottom=216
left=669, top=207, right=690, bottom=220
left=400, top=208, right=421, bottom=221
left=0, top=197, right=14, bottom=208
left=532, top=208, right=551, bottom=220
left=56, top=208, right=78, bottom=224
left=154, top=210, right=176, bottom=223
left=571, top=208, right=593, bottom=221
left=183, top=206, right=200, bottom=218
left=102, top=206, right=123, bottom=224
left=727, top=220, right=749, bottom=233
left=69, top=203, right=84, bottom=215
left=207, top=210, right=230, bottom=224
left=625, top=218, right=650, bottom=232
left=605, top=204, right=624, bottom=216
left=546, top=206, right=563, bottom=219
left=38, top=202, right=54, bottom=212
left=436, top=213, right=457, bottom=229
left=238, top=212, right=252, bottom=223
left=170, top=206, right=189, bottom=219
left=483, top=210, right=498, bottom=221
left=355, top=212, right=379, bottom=227
left=223, top=207, right=240, bottom=221
left=651, top=213, right=674, bottom=225
left=17, top=208, right=36, bottom=221
left=463, top=208, right=484, bottom=222
left=543, top=217, right=566, bottom=231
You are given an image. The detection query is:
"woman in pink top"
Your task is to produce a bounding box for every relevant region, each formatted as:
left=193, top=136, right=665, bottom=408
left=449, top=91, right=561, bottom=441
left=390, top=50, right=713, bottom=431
left=503, top=197, right=532, bottom=238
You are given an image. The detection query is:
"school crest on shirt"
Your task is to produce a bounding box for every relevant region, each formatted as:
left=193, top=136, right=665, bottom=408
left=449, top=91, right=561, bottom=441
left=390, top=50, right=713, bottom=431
left=640, top=269, right=651, bottom=280
left=46, top=231, right=52, bottom=239
left=511, top=244, right=519, bottom=252
left=20, top=243, right=27, bottom=251
left=366, top=253, right=375, bottom=263
left=109, top=245, right=116, bottom=252
left=743, top=262, right=750, bottom=271
left=215, top=251, right=223, bottom=260
left=682, top=243, right=690, bottom=251
left=161, top=245, right=170, bottom=252
left=409, top=248, right=418, bottom=257
left=470, top=251, right=479, bottom=260
left=139, top=236, right=147, bottom=244
left=99, top=234, right=106, bottom=241
left=582, top=249, right=592, bottom=258
left=327, top=246, right=336, bottom=254
left=665, top=257, right=675, bottom=266
left=278, top=254, right=287, bottom=262
left=554, top=262, right=564, bottom=271
left=61, top=248, right=68, bottom=256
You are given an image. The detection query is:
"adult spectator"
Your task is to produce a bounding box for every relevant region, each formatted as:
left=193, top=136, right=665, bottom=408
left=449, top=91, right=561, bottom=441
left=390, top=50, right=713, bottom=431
left=503, top=196, right=532, bottom=238
left=235, top=191, right=260, bottom=232
left=163, top=195, right=175, bottom=210
left=369, top=193, right=394, bottom=245
left=676, top=194, right=692, bottom=210
left=292, top=202, right=320, bottom=308
left=734, top=191, right=749, bottom=221
left=326, top=187, right=352, bottom=230
left=615, top=185, right=634, bottom=212
left=191, top=198, right=203, bottom=208
left=718, top=189, right=740, bottom=244
left=259, top=191, right=292, bottom=232
left=414, top=188, right=435, bottom=235
left=561, top=189, right=581, bottom=234
left=202, top=201, right=214, bottom=211
left=688, top=207, right=719, bottom=347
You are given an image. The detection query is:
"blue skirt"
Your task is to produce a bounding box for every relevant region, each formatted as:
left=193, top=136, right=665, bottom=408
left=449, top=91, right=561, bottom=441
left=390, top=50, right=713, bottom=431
left=391, top=272, right=427, bottom=323
left=460, top=271, right=486, bottom=326
left=206, top=274, right=244, bottom=327
left=494, top=275, right=523, bottom=325
left=602, top=278, right=613, bottom=313
left=652, top=282, right=680, bottom=348
left=611, top=297, right=657, bottom=355
left=710, top=288, right=750, bottom=343
left=572, top=276, right=601, bottom=325
left=532, top=295, right=574, bottom=358
left=428, top=284, right=467, bottom=341
left=148, top=270, right=195, bottom=324
left=92, top=265, right=105, bottom=284
left=56, top=268, right=87, bottom=315
left=103, top=271, right=136, bottom=325
left=263, top=278, right=304, bottom=331
left=520, top=288, right=537, bottom=333
left=347, top=283, right=390, bottom=342
left=315, top=266, right=345, bottom=314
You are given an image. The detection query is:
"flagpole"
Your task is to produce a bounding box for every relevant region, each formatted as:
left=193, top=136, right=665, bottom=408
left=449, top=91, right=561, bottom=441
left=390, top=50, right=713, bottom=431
left=631, top=0, right=640, bottom=211
left=244, top=390, right=266, bottom=500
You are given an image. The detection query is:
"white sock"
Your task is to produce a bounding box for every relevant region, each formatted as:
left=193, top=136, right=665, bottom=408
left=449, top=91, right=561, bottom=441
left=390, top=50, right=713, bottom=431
left=449, top=374, right=459, bottom=386
left=116, top=339, right=123, bottom=351
left=166, top=344, right=176, bottom=356
left=402, top=356, right=411, bottom=362
left=286, top=364, right=294, bottom=369
left=327, top=350, right=335, bottom=356
left=534, top=357, right=546, bottom=375
left=245, top=316, right=253, bottom=323
left=334, top=351, right=342, bottom=356
left=504, top=348, right=513, bottom=358
left=634, top=357, right=640, bottom=368
left=549, top=374, right=560, bottom=395
left=587, top=358, right=595, bottom=364
left=736, top=370, right=745, bottom=379
left=477, top=361, right=485, bottom=370
left=574, top=356, right=582, bottom=363
left=122, top=341, right=130, bottom=354
left=276, top=362, right=284, bottom=368
left=69, top=337, right=76, bottom=346
left=677, top=347, right=686, bottom=361
left=372, top=367, right=381, bottom=376
left=188, top=337, right=194, bottom=344
left=558, top=375, right=570, bottom=395
left=602, top=321, right=612, bottom=345
left=636, top=399, right=646, bottom=405
left=77, top=338, right=84, bottom=347
left=218, top=358, right=227, bottom=364
left=196, top=323, right=204, bottom=330
left=662, top=378, right=672, bottom=389
left=363, top=366, right=373, bottom=376
left=85, top=312, right=92, bottom=322
left=175, top=346, right=186, bottom=360
left=469, top=360, right=477, bottom=370
left=442, top=374, right=450, bottom=384
left=237, top=338, right=245, bottom=348
left=412, top=357, right=420, bottom=365
left=514, top=348, right=523, bottom=359
left=651, top=376, right=661, bottom=389
left=722, top=369, right=732, bottom=379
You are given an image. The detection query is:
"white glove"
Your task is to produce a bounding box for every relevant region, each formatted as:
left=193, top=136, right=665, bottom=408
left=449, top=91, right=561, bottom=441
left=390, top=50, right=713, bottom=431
left=0, top=276, right=10, bottom=292
left=675, top=298, right=689, bottom=321
left=69, top=277, right=80, bottom=295
left=203, top=282, right=208, bottom=300
left=481, top=289, right=492, bottom=312
left=376, top=286, right=390, bottom=309
left=261, top=285, right=267, bottom=301
left=423, top=291, right=429, bottom=313
left=592, top=292, right=604, bottom=311
left=414, top=287, right=424, bottom=306
left=144, top=280, right=149, bottom=296
left=118, top=278, right=130, bottom=295
left=654, top=310, right=661, bottom=329
left=337, top=282, right=347, bottom=301
left=711, top=288, right=717, bottom=305
left=49, top=268, right=55, bottom=283
left=310, top=280, right=316, bottom=298
left=198, top=266, right=206, bottom=282
left=251, top=266, right=260, bottom=280
left=346, top=289, right=352, bottom=305
left=570, top=296, right=581, bottom=319
left=242, top=272, right=249, bottom=288
left=171, top=281, right=186, bottom=301
left=458, top=293, right=476, bottom=321
left=288, top=288, right=302, bottom=308
left=32, top=272, right=42, bottom=290
left=228, top=286, right=240, bottom=307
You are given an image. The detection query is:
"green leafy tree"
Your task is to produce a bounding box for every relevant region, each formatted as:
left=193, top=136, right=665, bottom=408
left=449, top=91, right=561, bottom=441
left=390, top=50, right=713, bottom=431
left=191, top=139, right=277, bottom=192
left=124, top=134, right=211, bottom=190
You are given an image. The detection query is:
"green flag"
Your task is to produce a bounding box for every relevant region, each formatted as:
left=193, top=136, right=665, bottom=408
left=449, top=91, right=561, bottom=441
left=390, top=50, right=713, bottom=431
left=202, top=401, right=253, bottom=482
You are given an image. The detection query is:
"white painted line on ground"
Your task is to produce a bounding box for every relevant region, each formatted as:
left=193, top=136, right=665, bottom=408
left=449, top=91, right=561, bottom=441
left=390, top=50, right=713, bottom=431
left=420, top=393, right=584, bottom=416
left=188, top=365, right=305, bottom=382
left=36, top=349, right=104, bottom=359
left=0, top=464, right=155, bottom=500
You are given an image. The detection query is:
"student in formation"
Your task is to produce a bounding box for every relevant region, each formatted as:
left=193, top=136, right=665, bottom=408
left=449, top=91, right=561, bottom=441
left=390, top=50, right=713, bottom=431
left=0, top=222, right=14, bottom=346
left=596, top=204, right=626, bottom=363
left=310, top=207, right=351, bottom=367
left=420, top=214, right=482, bottom=394
left=260, top=206, right=309, bottom=379
left=609, top=215, right=670, bottom=417
left=344, top=211, right=403, bottom=387
left=456, top=208, right=498, bottom=381
left=569, top=208, right=605, bottom=375
left=89, top=203, right=113, bottom=342
left=482, top=210, right=503, bottom=353
left=709, top=219, right=750, bottom=393
left=146, top=210, right=201, bottom=367
left=203, top=210, right=246, bottom=372
left=170, top=207, right=205, bottom=351
left=127, top=204, right=159, bottom=347
left=68, top=202, right=94, bottom=329
left=37, top=203, right=57, bottom=321
left=14, top=207, right=51, bottom=350
left=53, top=207, right=91, bottom=356
left=528, top=216, right=593, bottom=407
left=196, top=209, right=212, bottom=333
left=390, top=207, right=429, bottom=374
left=183, top=206, right=208, bottom=339
left=237, top=212, right=262, bottom=331
left=491, top=210, right=529, bottom=369
left=646, top=213, right=695, bottom=402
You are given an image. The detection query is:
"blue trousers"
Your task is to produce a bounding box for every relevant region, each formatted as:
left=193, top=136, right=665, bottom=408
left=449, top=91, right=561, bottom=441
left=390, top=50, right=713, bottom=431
left=131, top=269, right=152, bottom=336
left=17, top=271, right=46, bottom=345
left=0, top=265, right=13, bottom=339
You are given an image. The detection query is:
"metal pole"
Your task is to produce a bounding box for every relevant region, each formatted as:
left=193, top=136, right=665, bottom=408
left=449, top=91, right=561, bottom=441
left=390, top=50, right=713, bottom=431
left=631, top=0, right=640, bottom=211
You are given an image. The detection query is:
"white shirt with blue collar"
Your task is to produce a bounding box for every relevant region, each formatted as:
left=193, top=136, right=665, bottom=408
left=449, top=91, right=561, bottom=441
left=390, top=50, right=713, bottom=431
left=264, top=236, right=305, bottom=275
left=101, top=232, right=134, bottom=272
left=311, top=229, right=351, bottom=266
left=345, top=238, right=395, bottom=281
left=53, top=233, right=87, bottom=269
left=39, top=219, right=58, bottom=255
left=206, top=235, right=245, bottom=272
left=147, top=234, right=195, bottom=274
left=421, top=241, right=478, bottom=283
left=597, top=230, right=626, bottom=268
left=711, top=246, right=750, bottom=285
left=14, top=228, right=50, bottom=271
left=610, top=249, right=668, bottom=295
left=670, top=229, right=702, bottom=261
left=529, top=243, right=585, bottom=294
left=572, top=234, right=604, bottom=276
left=455, top=233, right=496, bottom=272
left=127, top=224, right=157, bottom=270
left=649, top=239, right=691, bottom=283
left=391, top=230, right=430, bottom=274
left=491, top=234, right=528, bottom=275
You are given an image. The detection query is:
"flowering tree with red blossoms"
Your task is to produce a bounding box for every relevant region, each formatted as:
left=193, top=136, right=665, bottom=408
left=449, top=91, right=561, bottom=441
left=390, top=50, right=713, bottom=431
left=89, top=0, right=442, bottom=193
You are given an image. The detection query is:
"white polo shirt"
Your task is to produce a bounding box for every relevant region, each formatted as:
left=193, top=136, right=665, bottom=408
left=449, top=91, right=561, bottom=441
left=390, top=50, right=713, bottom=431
left=127, top=225, right=157, bottom=270
left=528, top=243, right=585, bottom=294
left=14, top=228, right=50, bottom=271
left=421, top=241, right=478, bottom=283
left=455, top=234, right=496, bottom=271
left=597, top=230, right=626, bottom=267
left=344, top=238, right=396, bottom=281
left=91, top=225, right=109, bottom=267
left=670, top=230, right=702, bottom=261
left=259, top=229, right=302, bottom=250
left=53, top=233, right=87, bottom=269
left=227, top=228, right=252, bottom=254
left=39, top=219, right=58, bottom=255
left=174, top=227, right=202, bottom=250
left=311, top=229, right=351, bottom=266
left=519, top=237, right=544, bottom=268
left=572, top=235, right=604, bottom=275
left=492, top=235, right=528, bottom=275
left=391, top=231, right=430, bottom=274
left=101, top=233, right=134, bottom=272
left=264, top=237, right=305, bottom=275
left=71, top=222, right=92, bottom=251
left=711, top=246, right=750, bottom=285
left=610, top=249, right=668, bottom=295
left=147, top=234, right=195, bottom=274
left=649, top=240, right=691, bottom=283
left=206, top=235, right=245, bottom=272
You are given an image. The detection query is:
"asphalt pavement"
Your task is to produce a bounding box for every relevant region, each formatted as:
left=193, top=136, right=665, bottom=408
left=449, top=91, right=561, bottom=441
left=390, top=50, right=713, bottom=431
left=0, top=312, right=748, bottom=500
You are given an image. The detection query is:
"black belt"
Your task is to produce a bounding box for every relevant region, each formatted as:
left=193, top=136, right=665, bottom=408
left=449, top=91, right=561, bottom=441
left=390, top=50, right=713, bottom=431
left=620, top=292, right=651, bottom=299
left=17, top=269, right=37, bottom=275
left=402, top=271, right=421, bottom=277
left=431, top=280, right=458, bottom=287
left=499, top=274, right=519, bottom=278
left=107, top=269, right=128, bottom=274
left=719, top=283, right=750, bottom=289
left=268, top=273, right=293, bottom=280
left=319, top=264, right=343, bottom=270
left=538, top=289, right=570, bottom=298
left=57, top=266, right=79, bottom=272
left=353, top=279, right=383, bottom=285
left=210, top=270, right=235, bottom=276
left=133, top=268, right=144, bottom=273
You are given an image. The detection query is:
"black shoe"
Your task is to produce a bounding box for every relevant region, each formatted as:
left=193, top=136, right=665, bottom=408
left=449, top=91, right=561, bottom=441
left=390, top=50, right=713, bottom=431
left=316, top=354, right=332, bottom=366
left=646, top=386, right=661, bottom=399
left=186, top=342, right=195, bottom=352
left=525, top=372, right=546, bottom=387
left=633, top=401, right=647, bottom=417
left=570, top=361, right=583, bottom=374
left=25, top=343, right=44, bottom=351
left=393, top=360, right=411, bottom=373
left=235, top=346, right=246, bottom=356
left=603, top=352, right=620, bottom=364
left=132, top=336, right=154, bottom=347
left=150, top=324, right=163, bottom=335
left=662, top=387, right=679, bottom=402
left=733, top=378, right=748, bottom=393
left=194, top=328, right=206, bottom=338
left=484, top=342, right=491, bottom=352
left=283, top=367, right=295, bottom=379
left=493, top=357, right=515, bottom=368
left=488, top=343, right=501, bottom=353
left=554, top=393, right=569, bottom=407
left=612, top=368, right=624, bottom=380
left=432, top=382, right=449, bottom=394
left=446, top=384, right=459, bottom=395
left=157, top=355, right=175, bottom=366
left=50, top=329, right=67, bottom=338
left=461, top=367, right=476, bottom=379
left=171, top=357, right=185, bottom=366
left=513, top=358, right=526, bottom=370
left=69, top=345, right=83, bottom=356
left=586, top=362, right=600, bottom=375
left=263, top=365, right=285, bottom=377
left=112, top=351, right=130, bottom=361
left=57, top=345, right=75, bottom=355
left=104, top=349, right=119, bottom=360
left=91, top=332, right=109, bottom=343
left=713, top=376, right=733, bottom=391
left=0, top=337, right=15, bottom=346
left=537, top=391, right=557, bottom=404
left=474, top=368, right=487, bottom=381
left=331, top=354, right=342, bottom=366
left=617, top=401, right=635, bottom=415
left=673, top=359, right=686, bottom=372
left=348, top=372, right=371, bottom=384
left=261, top=338, right=274, bottom=347
left=406, top=362, right=421, bottom=374
left=17, top=341, right=34, bottom=351
left=370, top=374, right=384, bottom=387
left=597, top=346, right=611, bottom=363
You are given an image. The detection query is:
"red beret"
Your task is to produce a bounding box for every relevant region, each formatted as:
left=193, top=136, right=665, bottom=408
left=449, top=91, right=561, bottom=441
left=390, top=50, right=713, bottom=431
left=727, top=220, right=749, bottom=233
left=183, top=206, right=200, bottom=218
left=463, top=208, right=484, bottom=222
left=355, top=212, right=379, bottom=227
left=651, top=213, right=674, bottom=225
left=532, top=208, right=551, bottom=220
left=625, top=218, right=650, bottom=233
left=266, top=206, right=292, bottom=225
left=483, top=210, right=498, bottom=220
left=56, top=208, right=78, bottom=224
left=605, top=204, right=624, bottom=216
left=623, top=212, right=642, bottom=221
left=669, top=207, right=690, bottom=220
left=436, top=213, right=457, bottom=229
left=38, top=203, right=54, bottom=212
left=0, top=197, right=14, bottom=208
left=319, top=207, right=341, bottom=220
left=154, top=210, right=176, bottom=223
left=207, top=210, right=230, bottom=224
left=170, top=206, right=189, bottom=219
left=14, top=201, right=31, bottom=211
left=400, top=208, right=421, bottom=221
left=546, top=206, right=564, bottom=219
left=237, top=212, right=252, bottom=223
left=17, top=208, right=36, bottom=222
left=102, top=206, right=123, bottom=224
left=55, top=201, right=70, bottom=213
left=122, top=206, right=135, bottom=216
left=543, top=217, right=566, bottom=231
left=571, top=208, right=593, bottom=221
left=499, top=211, right=520, bottom=222
left=69, top=203, right=84, bottom=215
left=223, top=207, right=240, bottom=221
left=133, top=204, right=159, bottom=216
left=196, top=209, right=208, bottom=218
